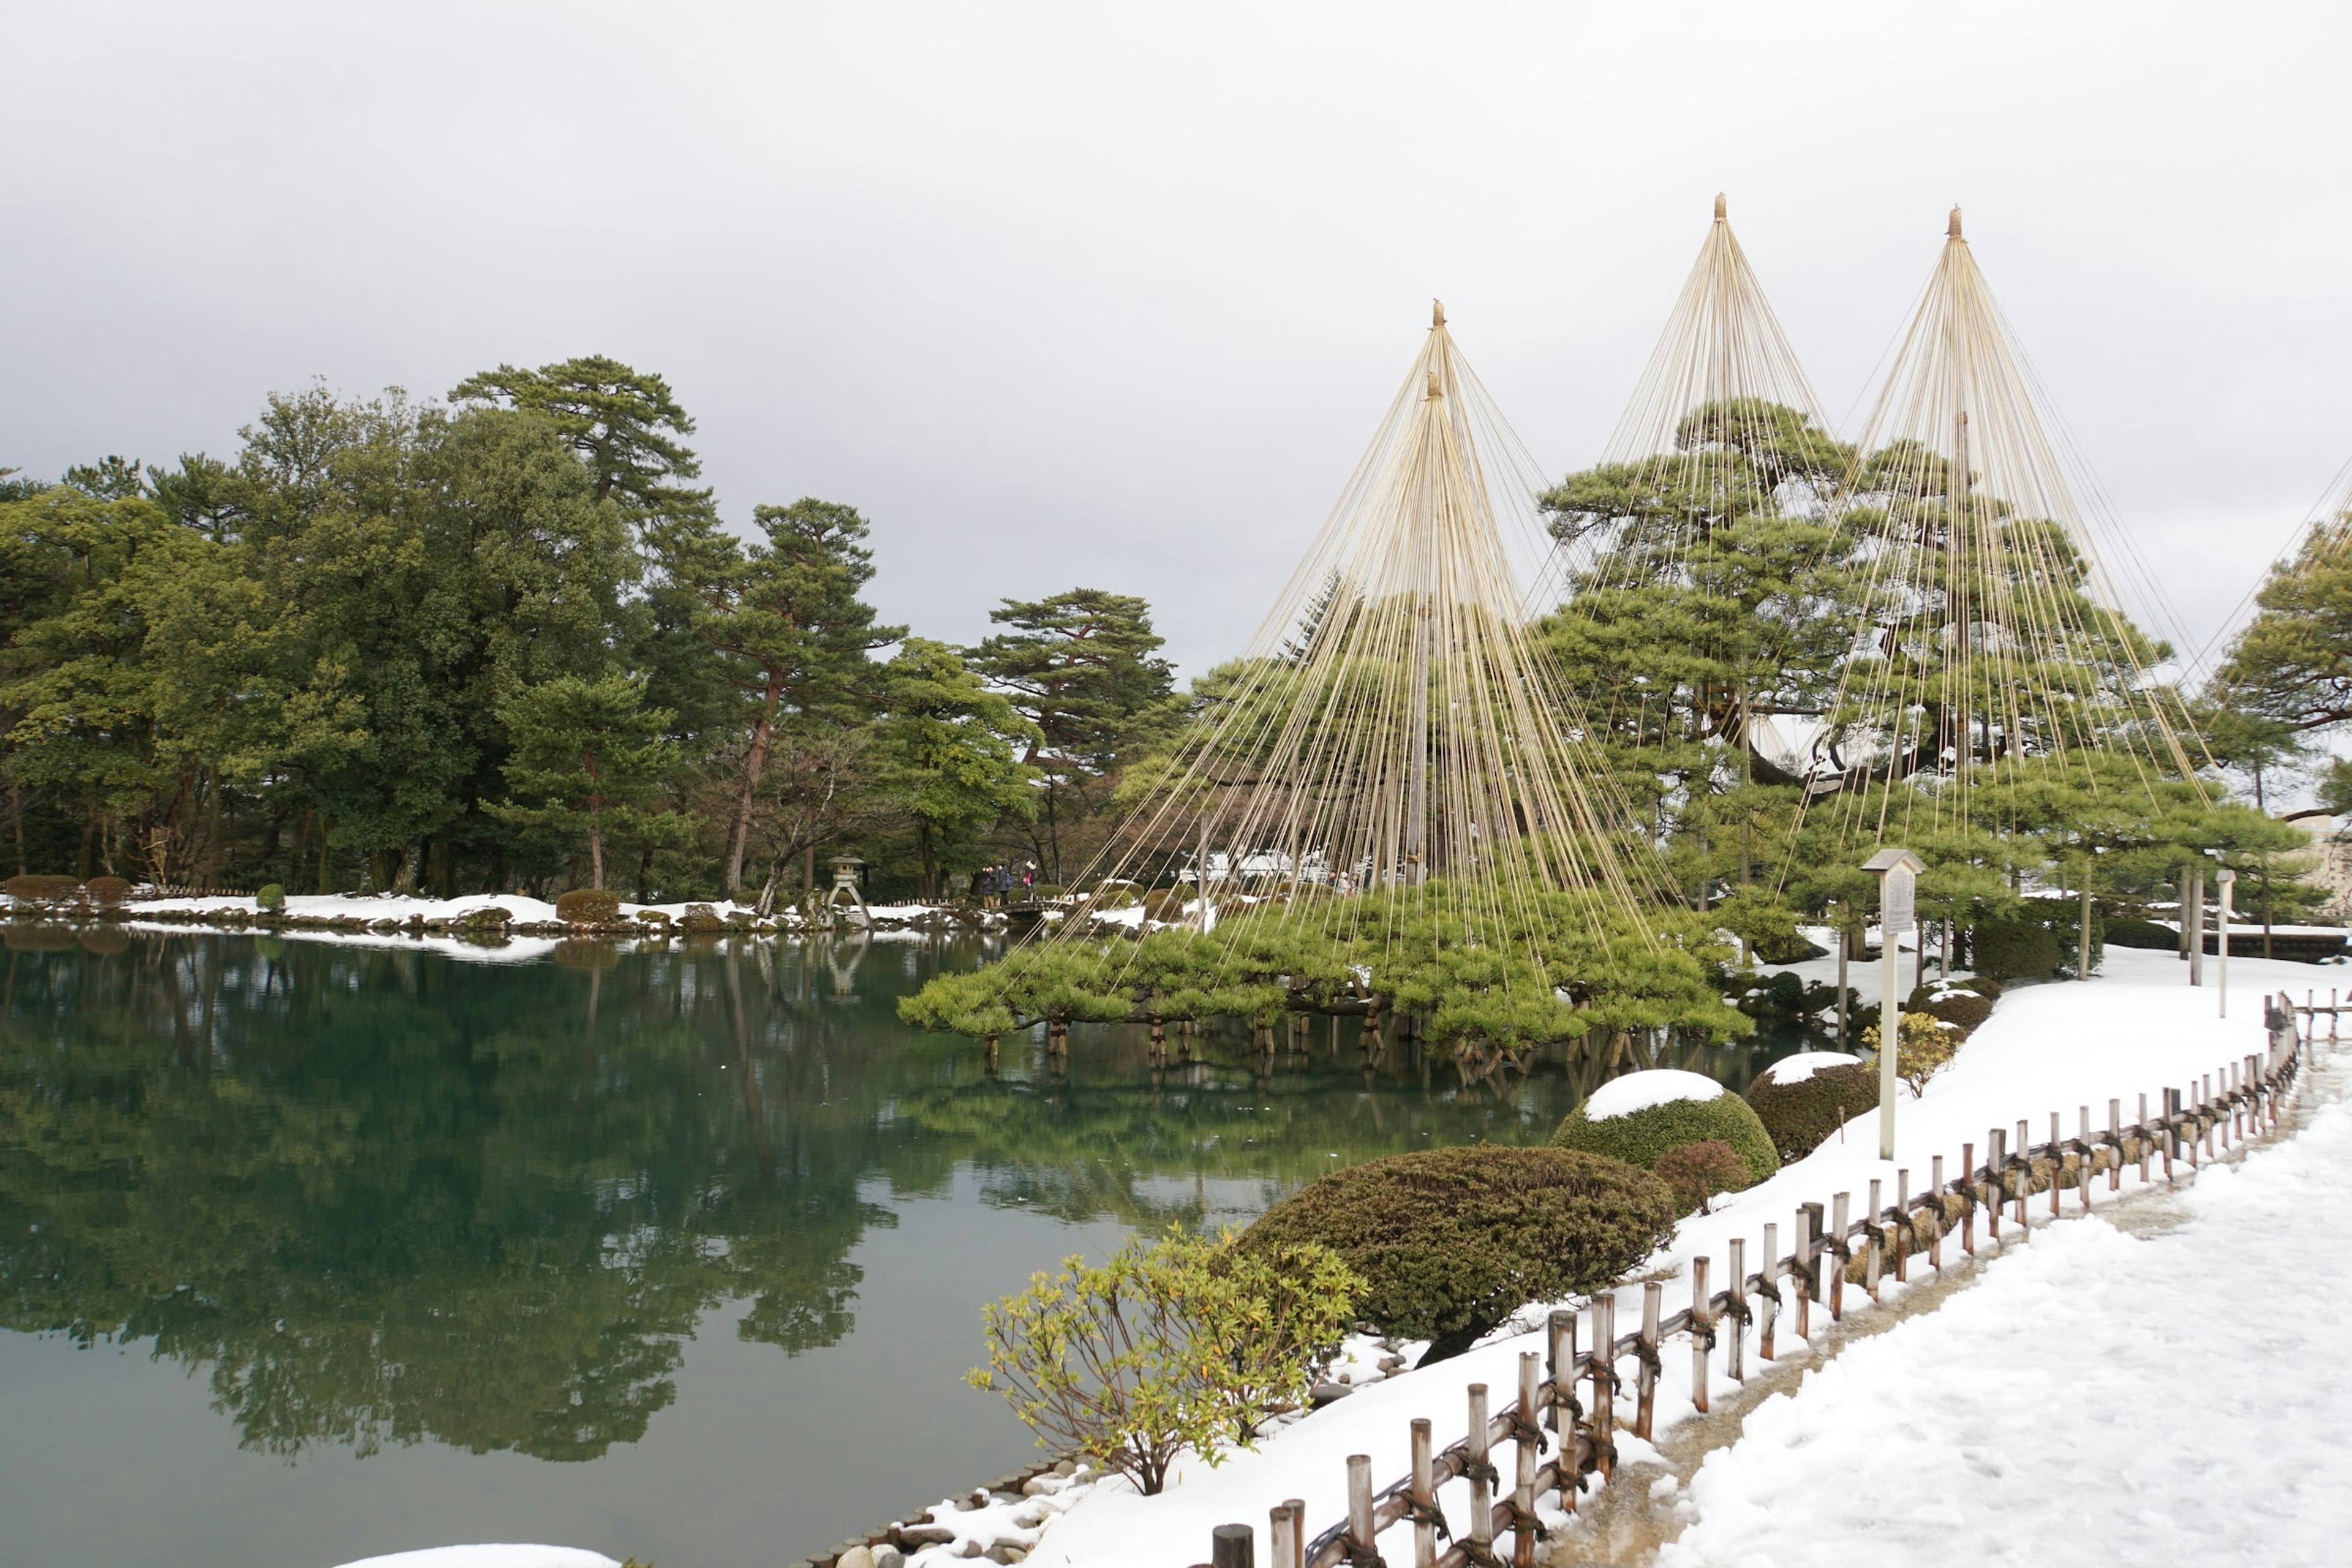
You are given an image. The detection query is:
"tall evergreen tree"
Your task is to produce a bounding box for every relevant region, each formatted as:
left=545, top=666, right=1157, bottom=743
left=967, top=588, right=1175, bottom=880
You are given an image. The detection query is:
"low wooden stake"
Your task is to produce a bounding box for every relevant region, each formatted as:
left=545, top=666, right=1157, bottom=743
left=1690, top=1259, right=1713, bottom=1413
left=1758, top=1225, right=1779, bottom=1362
left=1212, top=1523, right=1254, bottom=1568
left=1409, top=1420, right=1436, bottom=1568
left=1515, top=1353, right=1542, bottom=1568
left=1635, top=1283, right=1662, bottom=1439
left=1726, top=1239, right=1748, bottom=1383
left=1466, top=1383, right=1494, bottom=1556
left=1347, top=1455, right=1376, bottom=1566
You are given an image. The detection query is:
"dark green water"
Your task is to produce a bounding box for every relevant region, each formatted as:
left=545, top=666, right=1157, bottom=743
left=0, top=929, right=1799, bottom=1568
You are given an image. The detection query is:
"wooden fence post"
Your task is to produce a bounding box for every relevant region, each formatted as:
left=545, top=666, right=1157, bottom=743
left=1757, top=1224, right=1779, bottom=1362
left=1546, top=1310, right=1575, bottom=1439
left=2014, top=1120, right=2032, bottom=1229
left=1347, top=1455, right=1376, bottom=1567
left=1279, top=1500, right=1306, bottom=1568
left=1634, top=1283, right=1662, bottom=1439
left=1268, top=1504, right=1297, bottom=1568
left=1929, top=1155, right=1946, bottom=1271
left=1984, top=1129, right=2002, bottom=1243
left=1893, top=1170, right=1910, bottom=1284
left=1828, top=1193, right=1849, bottom=1322
left=2049, top=1113, right=2063, bottom=1218
left=1212, top=1523, right=1254, bottom=1568
left=1689, top=1258, right=1713, bottom=1413
left=1515, top=1353, right=1542, bottom=1568
left=1961, top=1142, right=1977, bottom=1256
left=1589, top=1294, right=1616, bottom=1480
left=1795, top=1204, right=1822, bottom=1340
left=1863, top=1182, right=1882, bottom=1301
left=1466, top=1384, right=1493, bottom=1561
left=1409, top=1420, right=1436, bottom=1568
left=1725, top=1238, right=1748, bottom=1383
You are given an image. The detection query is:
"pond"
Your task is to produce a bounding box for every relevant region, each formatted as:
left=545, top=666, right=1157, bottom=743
left=0, top=929, right=1807, bottom=1568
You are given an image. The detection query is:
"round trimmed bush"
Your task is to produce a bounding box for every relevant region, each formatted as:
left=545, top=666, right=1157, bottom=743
left=1553, top=1070, right=1779, bottom=1186
left=5, top=874, right=83, bottom=907
left=255, top=883, right=287, bottom=913
left=85, top=875, right=133, bottom=906
left=1240, top=1145, right=1676, bottom=1365
left=1745, top=1052, right=1879, bottom=1161
left=556, top=888, right=621, bottom=925
left=1970, top=919, right=2059, bottom=981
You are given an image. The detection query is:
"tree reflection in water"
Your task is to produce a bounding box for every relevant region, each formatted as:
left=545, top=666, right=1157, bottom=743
left=0, top=930, right=1803, bottom=1464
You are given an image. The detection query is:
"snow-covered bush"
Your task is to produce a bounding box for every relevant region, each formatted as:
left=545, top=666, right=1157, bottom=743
left=1240, top=1145, right=1676, bottom=1363
left=678, top=903, right=726, bottom=933
left=254, top=883, right=286, bottom=913
left=1745, top=1052, right=1877, bottom=1160
left=968, top=1229, right=1360, bottom=1494
left=555, top=888, right=620, bottom=924
left=1551, top=1069, right=1779, bottom=1187
left=1655, top=1140, right=1747, bottom=1213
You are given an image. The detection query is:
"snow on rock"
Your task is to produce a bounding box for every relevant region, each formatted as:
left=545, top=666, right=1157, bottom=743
left=1583, top=1068, right=1724, bottom=1120
left=335, top=1548, right=619, bottom=1568
left=1752, top=1050, right=1861, bottom=1086
left=1659, top=1084, right=2352, bottom=1566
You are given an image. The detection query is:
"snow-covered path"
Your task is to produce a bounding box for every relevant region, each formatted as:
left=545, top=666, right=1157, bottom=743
left=1659, top=1061, right=2352, bottom=1567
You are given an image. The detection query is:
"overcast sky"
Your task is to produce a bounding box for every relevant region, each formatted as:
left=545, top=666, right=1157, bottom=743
left=6, top=1, right=2348, bottom=677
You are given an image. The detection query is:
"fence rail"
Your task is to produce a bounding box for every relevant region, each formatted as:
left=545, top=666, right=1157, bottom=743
left=1205, top=990, right=2313, bottom=1568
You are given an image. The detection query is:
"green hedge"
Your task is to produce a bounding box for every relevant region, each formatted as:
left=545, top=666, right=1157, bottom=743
left=1744, top=1054, right=1879, bottom=1162
left=2102, top=917, right=2177, bottom=951
left=1551, top=1075, right=1779, bottom=1186
left=1970, top=919, right=2060, bottom=981
left=1240, top=1145, right=1676, bottom=1363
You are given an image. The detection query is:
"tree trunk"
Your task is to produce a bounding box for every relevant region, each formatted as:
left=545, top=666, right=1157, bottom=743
left=317, top=815, right=334, bottom=894
left=588, top=819, right=606, bottom=889
left=724, top=673, right=784, bottom=895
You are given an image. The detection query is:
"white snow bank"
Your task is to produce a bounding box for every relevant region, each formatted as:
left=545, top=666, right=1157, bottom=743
left=1583, top=1068, right=1724, bottom=1120
left=336, top=1548, right=619, bottom=1568
left=1753, top=1050, right=1861, bottom=1086
left=1660, top=1075, right=2352, bottom=1566
left=1033, top=945, right=2316, bottom=1568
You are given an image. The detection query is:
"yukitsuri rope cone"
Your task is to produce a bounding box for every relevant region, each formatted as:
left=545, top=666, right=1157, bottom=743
left=1551, top=194, right=1840, bottom=600
left=1541, top=195, right=1850, bottom=799
left=1046, top=304, right=1667, bottom=1011
left=1795, top=208, right=2209, bottom=851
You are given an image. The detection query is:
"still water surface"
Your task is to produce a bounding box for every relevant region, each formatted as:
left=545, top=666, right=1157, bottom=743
left=0, top=930, right=1800, bottom=1568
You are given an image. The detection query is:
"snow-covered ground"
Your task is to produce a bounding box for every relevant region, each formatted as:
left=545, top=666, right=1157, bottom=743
left=1028, top=946, right=2326, bottom=1568
left=335, top=1548, right=617, bottom=1568
left=1660, top=1048, right=2352, bottom=1567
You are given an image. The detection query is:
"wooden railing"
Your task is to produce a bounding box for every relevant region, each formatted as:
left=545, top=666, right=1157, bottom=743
left=1204, top=991, right=2313, bottom=1568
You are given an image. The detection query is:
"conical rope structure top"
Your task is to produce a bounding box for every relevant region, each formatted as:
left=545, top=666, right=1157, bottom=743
left=1799, top=208, right=2211, bottom=851
left=1543, top=196, right=1852, bottom=787
left=1553, top=195, right=1842, bottom=595
left=1054, top=306, right=1666, bottom=978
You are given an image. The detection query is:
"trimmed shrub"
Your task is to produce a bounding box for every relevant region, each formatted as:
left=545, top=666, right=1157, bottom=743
left=85, top=876, right=133, bottom=906
left=1551, top=1073, right=1779, bottom=1188
left=679, top=903, right=727, bottom=933
left=1970, top=919, right=2059, bottom=981
left=1240, top=1145, right=1677, bottom=1364
left=255, top=883, right=287, bottom=913
left=556, top=888, right=622, bottom=925
left=1745, top=1054, right=1879, bottom=1161
left=634, top=908, right=673, bottom=928
left=2101, top=916, right=2175, bottom=951
left=5, top=874, right=83, bottom=907
left=1752, top=928, right=1828, bottom=964
left=1915, top=984, right=1992, bottom=1033
left=1655, top=1140, right=1747, bottom=1213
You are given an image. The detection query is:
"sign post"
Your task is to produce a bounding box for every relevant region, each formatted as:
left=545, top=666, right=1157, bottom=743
left=2216, top=867, right=2236, bottom=1019
left=1863, top=847, right=1926, bottom=1161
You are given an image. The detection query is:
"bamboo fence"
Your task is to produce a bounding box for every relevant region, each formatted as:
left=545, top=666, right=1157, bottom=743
left=1202, top=990, right=2317, bottom=1568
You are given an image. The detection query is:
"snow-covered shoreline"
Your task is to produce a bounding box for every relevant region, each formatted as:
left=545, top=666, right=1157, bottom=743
left=1020, top=947, right=2328, bottom=1568
left=2, top=889, right=998, bottom=957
